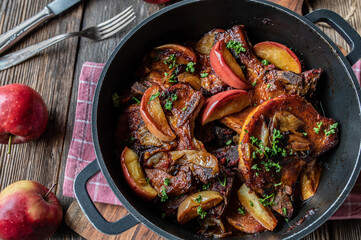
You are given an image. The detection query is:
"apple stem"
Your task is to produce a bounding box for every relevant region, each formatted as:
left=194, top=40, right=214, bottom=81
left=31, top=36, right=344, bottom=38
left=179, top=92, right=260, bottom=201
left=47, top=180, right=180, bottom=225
left=44, top=182, right=57, bottom=198
left=7, top=135, right=12, bottom=155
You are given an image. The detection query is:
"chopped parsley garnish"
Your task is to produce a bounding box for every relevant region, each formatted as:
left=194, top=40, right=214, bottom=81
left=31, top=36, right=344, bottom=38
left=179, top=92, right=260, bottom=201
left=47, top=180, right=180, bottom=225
left=251, top=164, right=261, bottom=171
left=252, top=80, right=257, bottom=86
left=263, top=160, right=282, bottom=173
left=202, top=183, right=211, bottom=190
left=168, top=74, right=178, bottom=83
left=148, top=92, right=160, bottom=103
left=182, top=106, right=187, bottom=111
left=238, top=207, right=246, bottom=215
left=159, top=186, right=168, bottom=202
left=303, top=132, right=308, bottom=136
left=244, top=129, right=249, bottom=133
left=145, top=177, right=150, bottom=184
left=164, top=178, right=170, bottom=186
left=112, top=93, right=120, bottom=107
left=132, top=96, right=140, bottom=104
left=259, top=193, right=275, bottom=206
left=314, top=121, right=323, bottom=134
left=226, top=139, right=232, bottom=145
left=283, top=207, right=287, bottom=216
left=250, top=201, right=254, bottom=207
left=171, top=93, right=178, bottom=101
left=200, top=71, right=209, bottom=78
left=195, top=195, right=202, bottom=203
left=240, top=65, right=246, bottom=70
left=324, top=122, right=338, bottom=136
left=164, top=54, right=176, bottom=68
left=164, top=99, right=173, bottom=110
left=274, top=182, right=282, bottom=187
left=226, top=41, right=246, bottom=54
left=186, top=62, right=196, bottom=73
left=262, top=59, right=270, bottom=66
left=164, top=72, right=169, bottom=76
left=161, top=213, right=166, bottom=218
left=267, top=83, right=271, bottom=89
left=217, top=176, right=227, bottom=187
left=197, top=206, right=207, bottom=219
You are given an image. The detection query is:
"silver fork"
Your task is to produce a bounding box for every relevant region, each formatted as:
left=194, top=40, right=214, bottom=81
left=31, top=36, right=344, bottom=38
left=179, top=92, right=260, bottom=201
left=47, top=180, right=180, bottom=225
left=0, top=6, right=136, bottom=71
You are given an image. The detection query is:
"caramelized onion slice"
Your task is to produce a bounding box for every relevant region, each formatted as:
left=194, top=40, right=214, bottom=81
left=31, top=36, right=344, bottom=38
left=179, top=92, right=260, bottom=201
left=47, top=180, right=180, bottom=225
left=177, top=191, right=223, bottom=224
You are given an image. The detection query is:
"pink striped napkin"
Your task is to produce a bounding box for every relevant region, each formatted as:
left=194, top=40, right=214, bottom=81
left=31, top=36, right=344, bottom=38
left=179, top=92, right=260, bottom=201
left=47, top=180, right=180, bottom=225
left=63, top=60, right=361, bottom=218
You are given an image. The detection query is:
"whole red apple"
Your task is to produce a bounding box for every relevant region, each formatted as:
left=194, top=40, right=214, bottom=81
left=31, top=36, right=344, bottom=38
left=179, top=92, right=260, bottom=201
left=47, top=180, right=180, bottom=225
left=0, top=180, right=63, bottom=240
left=0, top=84, right=48, bottom=144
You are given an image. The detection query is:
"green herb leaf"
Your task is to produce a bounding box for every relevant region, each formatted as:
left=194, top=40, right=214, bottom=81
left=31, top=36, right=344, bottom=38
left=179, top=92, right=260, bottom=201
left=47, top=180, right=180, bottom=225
left=168, top=74, right=178, bottom=83
left=274, top=182, right=282, bottom=187
left=159, top=186, right=168, bottom=202
left=314, top=121, right=323, bottom=134
left=148, top=92, right=160, bottom=103
left=250, top=201, right=254, bottom=207
left=200, top=71, right=209, bottom=78
left=217, top=176, right=227, bottom=187
left=252, top=80, right=257, bottom=86
left=202, top=183, right=211, bottom=190
left=145, top=177, right=150, bottom=184
left=226, top=139, right=232, bottom=146
left=182, top=106, right=187, bottom=111
left=164, top=178, right=170, bottom=186
left=164, top=99, right=173, bottom=110
left=132, top=96, right=140, bottom=104
left=197, top=206, right=207, bottom=219
left=283, top=207, right=287, bottom=216
left=226, top=41, right=246, bottom=54
left=186, top=62, right=196, bottom=73
left=267, top=83, right=271, bottom=89
left=171, top=93, right=178, bottom=101
left=262, top=59, right=270, bottom=66
left=303, top=132, right=308, bottom=136
left=324, top=122, right=338, bottom=136
left=238, top=207, right=246, bottom=215
left=259, top=193, right=275, bottom=207
left=195, top=195, right=202, bottom=203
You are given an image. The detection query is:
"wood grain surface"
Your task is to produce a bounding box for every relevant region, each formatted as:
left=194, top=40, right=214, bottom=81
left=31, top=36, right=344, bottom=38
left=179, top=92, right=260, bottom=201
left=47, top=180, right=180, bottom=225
left=0, top=0, right=360, bottom=239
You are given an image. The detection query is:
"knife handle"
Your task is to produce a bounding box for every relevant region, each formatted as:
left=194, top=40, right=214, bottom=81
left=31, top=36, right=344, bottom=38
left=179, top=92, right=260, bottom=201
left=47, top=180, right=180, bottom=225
left=0, top=7, right=54, bottom=55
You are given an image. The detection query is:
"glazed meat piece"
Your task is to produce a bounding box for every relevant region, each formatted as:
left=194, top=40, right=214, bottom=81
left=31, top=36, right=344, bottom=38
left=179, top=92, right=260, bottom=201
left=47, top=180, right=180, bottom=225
left=238, top=95, right=338, bottom=197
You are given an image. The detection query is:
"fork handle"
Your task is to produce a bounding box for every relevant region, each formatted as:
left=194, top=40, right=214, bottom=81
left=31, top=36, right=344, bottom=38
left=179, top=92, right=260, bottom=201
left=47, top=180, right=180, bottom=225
left=0, top=32, right=77, bottom=71
left=0, top=7, right=54, bottom=55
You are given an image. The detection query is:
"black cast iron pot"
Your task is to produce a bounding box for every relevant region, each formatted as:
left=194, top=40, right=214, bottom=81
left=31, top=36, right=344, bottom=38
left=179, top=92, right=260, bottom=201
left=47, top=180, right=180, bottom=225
left=73, top=0, right=361, bottom=239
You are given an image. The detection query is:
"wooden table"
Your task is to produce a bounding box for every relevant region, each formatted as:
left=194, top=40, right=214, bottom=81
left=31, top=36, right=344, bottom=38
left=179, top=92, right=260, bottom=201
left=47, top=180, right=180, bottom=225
left=0, top=0, right=360, bottom=239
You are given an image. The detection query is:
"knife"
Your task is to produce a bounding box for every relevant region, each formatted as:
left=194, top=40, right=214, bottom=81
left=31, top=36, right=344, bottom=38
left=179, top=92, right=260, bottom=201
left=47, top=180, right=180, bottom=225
left=0, top=0, right=81, bottom=55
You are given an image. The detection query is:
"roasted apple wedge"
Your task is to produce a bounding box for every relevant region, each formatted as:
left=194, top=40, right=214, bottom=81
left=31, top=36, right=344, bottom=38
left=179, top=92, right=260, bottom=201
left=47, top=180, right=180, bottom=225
left=140, top=86, right=176, bottom=142
left=195, top=29, right=225, bottom=55
left=200, top=89, right=251, bottom=125
left=177, top=191, right=223, bottom=224
left=237, top=184, right=278, bottom=231
left=121, top=147, right=158, bottom=201
left=300, top=159, right=322, bottom=200
left=254, top=41, right=301, bottom=73
left=210, top=41, right=251, bottom=89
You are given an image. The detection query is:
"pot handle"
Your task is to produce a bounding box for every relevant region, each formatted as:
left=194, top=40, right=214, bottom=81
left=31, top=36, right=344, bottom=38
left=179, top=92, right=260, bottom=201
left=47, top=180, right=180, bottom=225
left=304, top=9, right=361, bottom=66
left=74, top=160, right=139, bottom=235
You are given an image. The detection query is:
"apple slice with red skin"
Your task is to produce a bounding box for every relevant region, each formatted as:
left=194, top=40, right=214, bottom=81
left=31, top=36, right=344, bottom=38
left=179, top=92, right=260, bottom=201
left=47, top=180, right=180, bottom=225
left=121, top=147, right=158, bottom=201
left=200, top=90, right=251, bottom=125
left=210, top=41, right=251, bottom=89
left=253, top=41, right=302, bottom=73
left=140, top=86, right=176, bottom=142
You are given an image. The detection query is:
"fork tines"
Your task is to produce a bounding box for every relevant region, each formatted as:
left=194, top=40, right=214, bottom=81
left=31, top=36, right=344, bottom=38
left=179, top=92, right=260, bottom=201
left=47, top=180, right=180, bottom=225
left=97, top=6, right=136, bottom=39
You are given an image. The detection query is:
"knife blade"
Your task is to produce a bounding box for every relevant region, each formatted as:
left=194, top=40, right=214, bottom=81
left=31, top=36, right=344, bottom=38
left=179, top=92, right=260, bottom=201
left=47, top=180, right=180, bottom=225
left=47, top=0, right=81, bottom=15
left=0, top=0, right=81, bottom=56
